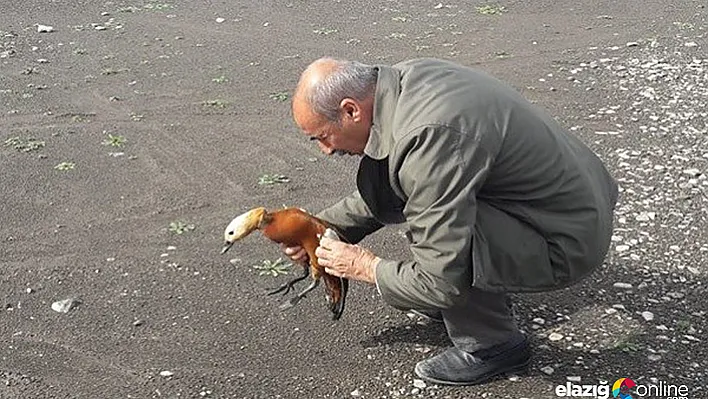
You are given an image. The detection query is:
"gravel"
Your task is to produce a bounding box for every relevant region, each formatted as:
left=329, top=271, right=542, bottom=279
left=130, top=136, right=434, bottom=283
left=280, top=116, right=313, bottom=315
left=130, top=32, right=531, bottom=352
left=524, top=28, right=707, bottom=396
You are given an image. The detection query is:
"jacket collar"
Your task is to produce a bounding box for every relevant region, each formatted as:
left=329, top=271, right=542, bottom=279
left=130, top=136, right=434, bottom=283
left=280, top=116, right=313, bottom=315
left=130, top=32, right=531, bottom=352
left=364, top=65, right=401, bottom=160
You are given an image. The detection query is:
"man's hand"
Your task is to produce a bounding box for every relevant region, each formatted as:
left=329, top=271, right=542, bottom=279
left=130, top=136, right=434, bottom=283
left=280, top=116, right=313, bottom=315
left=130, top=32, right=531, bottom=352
left=315, top=237, right=380, bottom=284
left=280, top=244, right=309, bottom=264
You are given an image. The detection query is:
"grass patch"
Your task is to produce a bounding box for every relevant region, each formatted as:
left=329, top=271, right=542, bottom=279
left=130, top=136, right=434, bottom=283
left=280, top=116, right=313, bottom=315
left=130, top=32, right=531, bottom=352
left=102, top=134, right=127, bottom=147
left=676, top=319, right=692, bottom=332
left=613, top=337, right=641, bottom=353
left=54, top=161, right=75, bottom=171
left=4, top=137, right=45, bottom=152
left=168, top=221, right=195, bottom=235
left=269, top=92, right=289, bottom=102
left=202, top=99, right=228, bottom=108
left=673, top=21, right=695, bottom=30
left=313, top=28, right=338, bottom=35
left=258, top=174, right=290, bottom=185
left=476, top=4, right=507, bottom=15
left=253, top=258, right=292, bottom=277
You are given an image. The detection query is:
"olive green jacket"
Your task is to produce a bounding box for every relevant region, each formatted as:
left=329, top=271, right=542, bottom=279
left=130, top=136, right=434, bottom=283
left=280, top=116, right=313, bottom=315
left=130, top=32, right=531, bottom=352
left=318, top=58, right=618, bottom=311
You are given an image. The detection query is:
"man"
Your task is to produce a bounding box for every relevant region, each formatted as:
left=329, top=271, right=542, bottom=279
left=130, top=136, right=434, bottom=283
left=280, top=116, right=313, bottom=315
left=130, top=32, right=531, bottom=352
left=284, top=57, right=619, bottom=386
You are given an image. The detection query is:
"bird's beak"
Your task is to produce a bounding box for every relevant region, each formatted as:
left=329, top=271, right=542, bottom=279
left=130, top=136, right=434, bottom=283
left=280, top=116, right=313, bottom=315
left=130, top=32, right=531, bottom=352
left=221, top=242, right=234, bottom=254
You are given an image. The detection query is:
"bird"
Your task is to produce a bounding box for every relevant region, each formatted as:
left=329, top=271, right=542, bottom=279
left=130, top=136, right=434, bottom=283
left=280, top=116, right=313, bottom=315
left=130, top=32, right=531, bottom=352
left=221, top=207, right=349, bottom=320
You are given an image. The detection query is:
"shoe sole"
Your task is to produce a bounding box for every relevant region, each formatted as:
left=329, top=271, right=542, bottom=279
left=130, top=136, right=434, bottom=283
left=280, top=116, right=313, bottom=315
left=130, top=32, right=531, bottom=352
left=414, top=357, right=531, bottom=386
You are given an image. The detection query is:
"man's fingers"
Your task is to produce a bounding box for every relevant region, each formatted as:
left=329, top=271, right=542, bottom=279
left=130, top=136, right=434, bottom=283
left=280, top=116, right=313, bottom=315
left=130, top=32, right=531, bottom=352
left=315, top=245, right=328, bottom=259
left=324, top=267, right=340, bottom=277
left=318, top=236, right=331, bottom=247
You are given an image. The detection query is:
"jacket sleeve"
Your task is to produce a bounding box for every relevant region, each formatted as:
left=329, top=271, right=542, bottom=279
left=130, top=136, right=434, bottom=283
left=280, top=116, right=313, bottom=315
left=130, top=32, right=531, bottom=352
left=375, top=125, right=495, bottom=310
left=316, top=190, right=384, bottom=244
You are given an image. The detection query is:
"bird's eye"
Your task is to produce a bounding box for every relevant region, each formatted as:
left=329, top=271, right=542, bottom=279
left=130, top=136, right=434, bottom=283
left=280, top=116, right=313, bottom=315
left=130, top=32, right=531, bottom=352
left=228, top=231, right=234, bottom=235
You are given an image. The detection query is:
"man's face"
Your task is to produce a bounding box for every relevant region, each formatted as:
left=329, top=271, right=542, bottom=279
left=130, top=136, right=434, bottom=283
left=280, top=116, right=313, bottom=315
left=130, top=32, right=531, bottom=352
left=294, top=98, right=372, bottom=156
left=305, top=119, right=362, bottom=156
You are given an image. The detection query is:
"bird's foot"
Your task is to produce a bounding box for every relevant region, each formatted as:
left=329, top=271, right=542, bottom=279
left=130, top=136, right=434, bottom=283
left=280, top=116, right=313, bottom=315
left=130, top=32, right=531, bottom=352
left=267, top=284, right=292, bottom=296
left=278, top=295, right=304, bottom=310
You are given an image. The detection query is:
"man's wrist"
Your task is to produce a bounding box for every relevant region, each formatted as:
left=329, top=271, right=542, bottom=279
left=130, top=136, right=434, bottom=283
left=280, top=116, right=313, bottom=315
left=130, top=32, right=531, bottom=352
left=367, top=255, right=381, bottom=285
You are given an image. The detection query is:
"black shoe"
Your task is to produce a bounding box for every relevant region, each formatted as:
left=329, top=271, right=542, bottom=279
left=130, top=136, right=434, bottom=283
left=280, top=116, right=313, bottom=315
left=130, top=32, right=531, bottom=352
left=408, top=309, right=444, bottom=323
left=414, top=335, right=531, bottom=386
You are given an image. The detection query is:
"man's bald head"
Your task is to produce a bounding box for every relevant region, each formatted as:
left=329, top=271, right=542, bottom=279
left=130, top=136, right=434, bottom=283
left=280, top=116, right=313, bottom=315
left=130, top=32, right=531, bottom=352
left=292, top=57, right=378, bottom=123
left=291, top=57, right=379, bottom=156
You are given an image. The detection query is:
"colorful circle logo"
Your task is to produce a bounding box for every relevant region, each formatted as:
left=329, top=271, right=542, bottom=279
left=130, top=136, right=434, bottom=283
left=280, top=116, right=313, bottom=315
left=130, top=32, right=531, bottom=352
left=612, top=378, right=637, bottom=398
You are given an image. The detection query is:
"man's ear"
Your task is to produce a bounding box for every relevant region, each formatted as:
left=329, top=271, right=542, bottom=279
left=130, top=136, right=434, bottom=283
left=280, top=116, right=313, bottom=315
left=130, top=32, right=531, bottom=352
left=339, top=98, right=360, bottom=120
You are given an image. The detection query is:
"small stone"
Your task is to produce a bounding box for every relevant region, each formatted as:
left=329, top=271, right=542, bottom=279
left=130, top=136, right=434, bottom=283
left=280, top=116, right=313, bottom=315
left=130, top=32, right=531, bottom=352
left=635, top=212, right=656, bottom=221
left=411, top=388, right=420, bottom=395
left=684, top=42, right=698, bottom=47
left=159, top=370, right=174, bottom=377
left=615, top=245, right=630, bottom=252
left=683, top=168, right=701, bottom=176
left=626, top=42, right=639, bottom=47
left=567, top=376, right=582, bottom=382
left=133, top=319, right=144, bottom=327
left=605, top=308, right=618, bottom=315
left=648, top=354, right=662, bottom=361
left=540, top=366, right=555, bottom=375
left=641, top=311, right=655, bottom=322
left=413, top=379, right=426, bottom=389
left=37, top=24, right=54, bottom=33
left=350, top=388, right=361, bottom=397
left=51, top=298, right=80, bottom=313
left=94, top=25, right=107, bottom=31
left=25, top=287, right=33, bottom=294
left=613, top=282, right=633, bottom=290
left=532, top=317, right=545, bottom=325
left=167, top=246, right=177, bottom=251
left=548, top=332, right=564, bottom=341
left=215, top=17, right=225, bottom=23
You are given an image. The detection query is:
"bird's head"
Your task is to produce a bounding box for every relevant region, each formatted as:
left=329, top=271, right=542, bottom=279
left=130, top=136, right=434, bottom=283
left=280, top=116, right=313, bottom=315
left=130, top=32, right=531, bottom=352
left=221, top=207, right=267, bottom=254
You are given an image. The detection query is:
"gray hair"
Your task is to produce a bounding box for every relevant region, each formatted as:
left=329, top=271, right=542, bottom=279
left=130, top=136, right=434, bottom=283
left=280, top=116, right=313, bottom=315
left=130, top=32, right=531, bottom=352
left=307, top=59, right=378, bottom=122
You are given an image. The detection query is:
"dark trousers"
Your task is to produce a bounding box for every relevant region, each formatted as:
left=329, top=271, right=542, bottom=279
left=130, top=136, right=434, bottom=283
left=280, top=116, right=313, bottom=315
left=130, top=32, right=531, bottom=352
left=441, top=287, right=523, bottom=352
